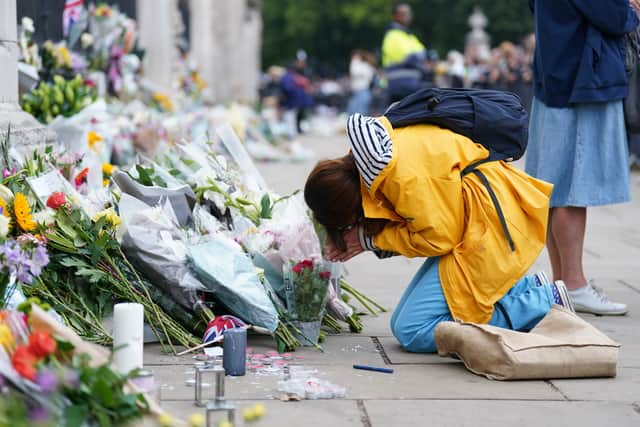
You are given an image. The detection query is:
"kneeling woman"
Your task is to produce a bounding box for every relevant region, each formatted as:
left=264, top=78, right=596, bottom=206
left=304, top=113, right=573, bottom=353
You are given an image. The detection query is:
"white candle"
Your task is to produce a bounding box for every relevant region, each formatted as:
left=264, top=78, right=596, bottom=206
left=113, top=303, right=144, bottom=375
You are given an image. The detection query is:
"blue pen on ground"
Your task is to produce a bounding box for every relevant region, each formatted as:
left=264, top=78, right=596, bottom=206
left=353, top=364, right=394, bottom=374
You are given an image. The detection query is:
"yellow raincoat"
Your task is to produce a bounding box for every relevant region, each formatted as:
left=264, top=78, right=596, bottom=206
left=361, top=117, right=553, bottom=323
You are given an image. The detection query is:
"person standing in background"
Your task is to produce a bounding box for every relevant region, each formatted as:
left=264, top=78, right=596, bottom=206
left=279, top=50, right=313, bottom=137
left=347, top=50, right=376, bottom=115
left=526, top=0, right=640, bottom=315
left=381, top=3, right=427, bottom=104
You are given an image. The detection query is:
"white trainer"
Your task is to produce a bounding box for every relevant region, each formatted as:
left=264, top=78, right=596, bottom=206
left=567, top=281, right=628, bottom=316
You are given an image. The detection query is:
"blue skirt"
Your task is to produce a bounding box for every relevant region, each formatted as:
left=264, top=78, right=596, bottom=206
left=525, top=97, right=631, bottom=207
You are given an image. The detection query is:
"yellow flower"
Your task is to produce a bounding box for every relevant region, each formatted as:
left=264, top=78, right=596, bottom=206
left=193, top=72, right=206, bottom=91
left=252, top=404, right=265, bottom=418
left=13, top=192, right=36, bottom=232
left=92, top=207, right=121, bottom=228
left=87, top=131, right=104, bottom=152
left=0, top=185, right=14, bottom=204
left=57, top=45, right=71, bottom=67
left=103, top=179, right=110, bottom=187
left=152, top=92, right=175, bottom=112
left=188, top=414, right=205, bottom=427
left=0, top=323, right=15, bottom=352
left=102, top=163, right=115, bottom=176
left=0, top=197, right=11, bottom=219
left=158, top=413, right=173, bottom=427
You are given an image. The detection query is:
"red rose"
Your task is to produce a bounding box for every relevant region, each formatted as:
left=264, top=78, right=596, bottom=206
left=319, top=271, right=331, bottom=280
left=46, top=192, right=66, bottom=210
left=292, top=262, right=304, bottom=274
left=301, top=260, right=314, bottom=271
left=12, top=345, right=38, bottom=381
left=28, top=331, right=57, bottom=358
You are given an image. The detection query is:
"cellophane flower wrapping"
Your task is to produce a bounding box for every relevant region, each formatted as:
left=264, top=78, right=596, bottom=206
left=187, top=236, right=279, bottom=332
left=242, top=194, right=322, bottom=300
left=118, top=194, right=205, bottom=311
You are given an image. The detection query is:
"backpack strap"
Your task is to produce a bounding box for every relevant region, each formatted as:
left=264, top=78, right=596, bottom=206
left=462, top=161, right=516, bottom=252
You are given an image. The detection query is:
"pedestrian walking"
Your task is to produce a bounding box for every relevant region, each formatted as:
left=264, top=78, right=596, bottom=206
left=279, top=50, right=313, bottom=137
left=526, top=0, right=640, bottom=315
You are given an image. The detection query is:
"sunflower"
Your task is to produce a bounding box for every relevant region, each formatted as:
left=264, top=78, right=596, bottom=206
left=13, top=192, right=36, bottom=232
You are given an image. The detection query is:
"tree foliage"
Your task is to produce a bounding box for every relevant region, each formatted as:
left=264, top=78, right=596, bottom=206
left=262, top=0, right=533, bottom=75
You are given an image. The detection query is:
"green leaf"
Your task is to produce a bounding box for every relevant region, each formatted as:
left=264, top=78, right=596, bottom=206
left=76, top=267, right=107, bottom=283
left=63, top=404, right=88, bottom=427
left=260, top=193, right=272, bottom=219
left=92, top=377, right=115, bottom=407
left=95, top=411, right=112, bottom=427
left=59, top=257, right=91, bottom=269
left=134, top=164, right=154, bottom=186
left=55, top=337, right=76, bottom=353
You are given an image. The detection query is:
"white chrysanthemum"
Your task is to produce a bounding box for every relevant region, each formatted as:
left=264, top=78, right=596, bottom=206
left=32, top=209, right=56, bottom=226
left=0, top=215, right=9, bottom=238
left=80, top=33, right=94, bottom=49
left=21, top=17, right=35, bottom=33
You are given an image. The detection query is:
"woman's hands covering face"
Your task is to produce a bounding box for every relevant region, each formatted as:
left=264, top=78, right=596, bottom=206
left=325, top=226, right=364, bottom=262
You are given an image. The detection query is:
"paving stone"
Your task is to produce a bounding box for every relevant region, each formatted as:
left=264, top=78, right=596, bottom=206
left=160, top=399, right=363, bottom=427
left=341, top=312, right=394, bottom=338
left=145, top=335, right=385, bottom=367
left=364, top=400, right=640, bottom=427
left=375, top=336, right=460, bottom=365
left=150, top=363, right=563, bottom=402
left=550, top=368, right=640, bottom=402
left=144, top=344, right=194, bottom=366
left=246, top=335, right=386, bottom=366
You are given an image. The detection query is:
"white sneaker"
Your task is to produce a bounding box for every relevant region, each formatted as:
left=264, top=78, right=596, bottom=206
left=568, top=281, right=628, bottom=316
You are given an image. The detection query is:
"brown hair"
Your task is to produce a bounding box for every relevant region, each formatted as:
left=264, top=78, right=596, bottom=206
left=304, top=153, right=387, bottom=251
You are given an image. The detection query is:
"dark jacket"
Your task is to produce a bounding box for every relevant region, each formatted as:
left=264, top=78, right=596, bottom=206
left=530, top=0, right=639, bottom=107
left=279, top=70, right=313, bottom=110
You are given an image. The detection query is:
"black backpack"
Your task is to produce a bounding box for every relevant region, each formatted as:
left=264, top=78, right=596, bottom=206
left=384, top=88, right=529, bottom=162
left=384, top=88, right=530, bottom=252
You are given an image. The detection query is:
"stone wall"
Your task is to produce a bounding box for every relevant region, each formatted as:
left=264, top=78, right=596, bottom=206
left=190, top=0, right=262, bottom=103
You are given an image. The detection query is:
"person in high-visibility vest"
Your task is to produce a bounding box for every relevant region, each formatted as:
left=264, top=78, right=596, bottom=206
left=382, top=3, right=427, bottom=103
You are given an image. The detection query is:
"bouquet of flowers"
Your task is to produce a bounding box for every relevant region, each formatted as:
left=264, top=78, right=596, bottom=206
left=0, top=238, right=50, bottom=308
left=282, top=259, right=330, bottom=346
left=0, top=306, right=151, bottom=426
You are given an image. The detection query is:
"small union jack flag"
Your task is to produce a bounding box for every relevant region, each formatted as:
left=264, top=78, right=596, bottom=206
left=63, top=0, right=84, bottom=36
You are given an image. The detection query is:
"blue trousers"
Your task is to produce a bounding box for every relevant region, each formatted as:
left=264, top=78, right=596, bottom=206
left=390, top=257, right=555, bottom=353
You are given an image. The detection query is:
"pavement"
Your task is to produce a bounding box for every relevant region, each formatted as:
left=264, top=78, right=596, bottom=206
left=146, top=133, right=640, bottom=427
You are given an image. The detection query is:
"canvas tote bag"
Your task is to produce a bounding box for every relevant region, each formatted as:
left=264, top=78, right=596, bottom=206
left=434, top=305, right=620, bottom=380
